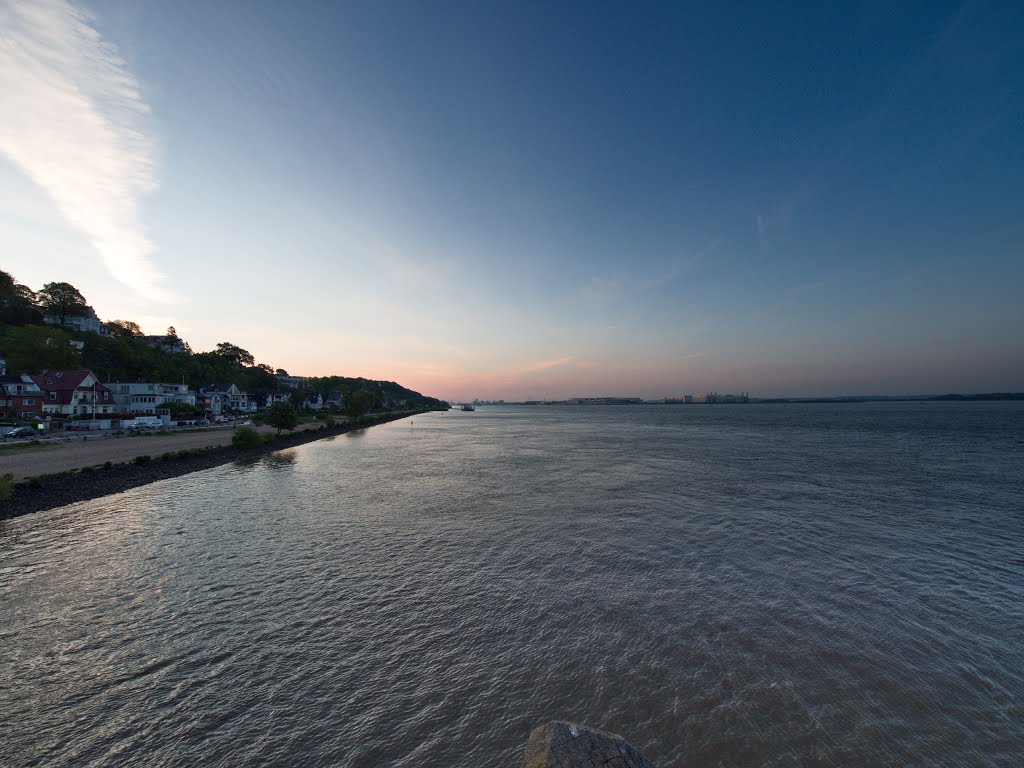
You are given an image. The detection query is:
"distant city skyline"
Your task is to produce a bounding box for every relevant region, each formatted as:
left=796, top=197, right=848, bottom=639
left=2, top=0, right=1022, bottom=400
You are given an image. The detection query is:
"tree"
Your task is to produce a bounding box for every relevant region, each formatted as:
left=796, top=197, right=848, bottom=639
left=275, top=368, right=288, bottom=376
left=159, top=401, right=199, bottom=418
left=166, top=326, right=178, bottom=337
left=264, top=401, right=299, bottom=435
left=346, top=388, right=376, bottom=419
left=0, top=271, right=41, bottom=326
left=0, top=325, right=79, bottom=373
left=37, top=282, right=88, bottom=324
left=106, top=319, right=144, bottom=337
left=257, top=363, right=274, bottom=374
left=213, top=341, right=255, bottom=367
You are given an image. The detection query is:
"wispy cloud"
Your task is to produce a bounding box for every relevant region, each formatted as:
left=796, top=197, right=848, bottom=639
left=518, top=355, right=574, bottom=374
left=0, top=0, right=171, bottom=300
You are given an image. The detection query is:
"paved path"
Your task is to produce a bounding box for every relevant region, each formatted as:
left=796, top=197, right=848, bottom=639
left=0, top=423, right=324, bottom=481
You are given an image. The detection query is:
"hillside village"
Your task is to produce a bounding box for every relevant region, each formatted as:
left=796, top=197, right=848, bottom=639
left=0, top=272, right=447, bottom=432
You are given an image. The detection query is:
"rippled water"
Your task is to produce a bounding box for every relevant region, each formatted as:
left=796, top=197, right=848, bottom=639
left=2, top=403, right=1023, bottom=766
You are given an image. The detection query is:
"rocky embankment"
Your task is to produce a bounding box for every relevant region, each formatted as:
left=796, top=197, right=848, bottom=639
left=0, top=411, right=433, bottom=520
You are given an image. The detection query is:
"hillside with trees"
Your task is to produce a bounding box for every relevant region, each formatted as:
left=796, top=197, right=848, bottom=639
left=0, top=270, right=447, bottom=413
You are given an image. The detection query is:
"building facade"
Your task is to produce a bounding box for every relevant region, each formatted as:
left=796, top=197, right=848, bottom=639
left=0, top=374, right=44, bottom=420
left=31, top=370, right=115, bottom=417
left=109, top=382, right=197, bottom=414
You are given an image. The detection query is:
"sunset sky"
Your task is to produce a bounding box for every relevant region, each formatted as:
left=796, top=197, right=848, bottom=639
left=2, top=0, right=1022, bottom=400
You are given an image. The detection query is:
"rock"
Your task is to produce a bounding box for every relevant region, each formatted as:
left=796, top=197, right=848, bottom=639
left=521, top=721, right=655, bottom=768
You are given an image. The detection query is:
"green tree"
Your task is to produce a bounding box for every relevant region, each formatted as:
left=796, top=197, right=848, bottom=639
left=264, top=401, right=299, bottom=435
left=159, top=401, right=200, bottom=418
left=0, top=271, right=42, bottom=326
left=213, top=341, right=255, bottom=367
left=106, top=319, right=144, bottom=337
left=1, top=325, right=79, bottom=373
left=346, top=388, right=376, bottom=419
left=37, top=282, right=88, bottom=324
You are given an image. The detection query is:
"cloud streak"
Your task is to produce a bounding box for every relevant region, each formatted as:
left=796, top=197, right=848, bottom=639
left=0, top=0, right=170, bottom=300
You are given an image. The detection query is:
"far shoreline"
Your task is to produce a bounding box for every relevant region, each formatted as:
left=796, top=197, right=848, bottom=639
left=0, top=409, right=439, bottom=522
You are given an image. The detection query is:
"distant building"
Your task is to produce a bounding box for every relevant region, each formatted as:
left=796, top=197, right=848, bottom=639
left=275, top=373, right=308, bottom=389
left=265, top=392, right=291, bottom=408
left=142, top=335, right=188, bottom=354
left=0, top=374, right=44, bottom=419
left=568, top=397, right=643, bottom=405
left=43, top=306, right=111, bottom=336
left=108, top=382, right=196, bottom=414
left=200, top=383, right=256, bottom=413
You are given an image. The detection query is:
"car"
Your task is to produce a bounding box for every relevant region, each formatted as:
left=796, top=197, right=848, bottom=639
left=3, top=427, right=38, bottom=439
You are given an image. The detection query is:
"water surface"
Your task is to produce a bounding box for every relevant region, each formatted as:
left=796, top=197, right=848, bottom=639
left=2, top=403, right=1023, bottom=765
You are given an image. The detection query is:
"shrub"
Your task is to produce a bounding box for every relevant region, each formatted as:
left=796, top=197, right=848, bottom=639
left=324, top=415, right=336, bottom=428
left=0, top=473, right=13, bottom=500
left=232, top=425, right=263, bottom=449
left=161, top=452, right=175, bottom=461
left=28, top=476, right=42, bottom=488
left=81, top=465, right=96, bottom=473
left=134, top=454, right=151, bottom=465
left=103, top=461, right=113, bottom=469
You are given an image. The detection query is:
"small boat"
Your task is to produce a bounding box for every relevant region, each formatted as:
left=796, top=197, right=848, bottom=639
left=461, top=404, right=475, bottom=411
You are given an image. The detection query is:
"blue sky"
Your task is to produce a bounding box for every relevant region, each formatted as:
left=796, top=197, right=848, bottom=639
left=1, top=0, right=1022, bottom=399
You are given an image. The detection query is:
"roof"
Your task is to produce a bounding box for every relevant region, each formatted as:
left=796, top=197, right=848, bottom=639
left=30, top=370, right=111, bottom=405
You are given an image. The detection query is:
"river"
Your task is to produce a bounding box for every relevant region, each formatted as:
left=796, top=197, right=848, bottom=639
left=2, top=402, right=1022, bottom=766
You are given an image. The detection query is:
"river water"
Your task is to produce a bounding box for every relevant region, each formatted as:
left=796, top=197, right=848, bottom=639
left=2, top=403, right=1023, bottom=766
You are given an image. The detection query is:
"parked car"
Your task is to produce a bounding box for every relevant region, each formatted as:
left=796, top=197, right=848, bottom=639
left=3, top=427, right=38, bottom=439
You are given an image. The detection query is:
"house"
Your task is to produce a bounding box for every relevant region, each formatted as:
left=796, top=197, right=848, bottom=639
left=108, top=382, right=197, bottom=415
left=31, top=370, right=115, bottom=417
left=142, top=335, right=188, bottom=354
left=265, top=392, right=291, bottom=407
left=201, top=383, right=257, bottom=414
left=43, top=306, right=112, bottom=336
left=275, top=373, right=308, bottom=389
left=0, top=374, right=44, bottom=420
left=325, top=392, right=343, bottom=410
left=303, top=392, right=323, bottom=411
left=197, top=392, right=223, bottom=417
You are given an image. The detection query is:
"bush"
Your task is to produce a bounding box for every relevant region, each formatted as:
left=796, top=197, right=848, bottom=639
left=232, top=425, right=263, bottom=449
left=324, top=415, right=336, bottom=428
left=28, top=476, right=42, bottom=488
left=0, top=473, right=13, bottom=500
left=103, top=461, right=113, bottom=469
left=81, top=465, right=95, bottom=473
left=134, top=454, right=151, bottom=465
left=161, top=452, right=175, bottom=461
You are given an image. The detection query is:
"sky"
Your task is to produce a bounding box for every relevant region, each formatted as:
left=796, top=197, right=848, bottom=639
left=1, top=0, right=1022, bottom=400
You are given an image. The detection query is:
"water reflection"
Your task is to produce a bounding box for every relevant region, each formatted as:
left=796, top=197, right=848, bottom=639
left=232, top=449, right=298, bottom=472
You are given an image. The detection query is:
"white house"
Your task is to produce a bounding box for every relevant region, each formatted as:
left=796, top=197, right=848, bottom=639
left=109, top=382, right=197, bottom=415
left=201, top=383, right=257, bottom=414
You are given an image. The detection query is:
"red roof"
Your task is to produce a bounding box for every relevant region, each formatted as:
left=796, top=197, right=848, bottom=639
left=31, top=370, right=112, bottom=405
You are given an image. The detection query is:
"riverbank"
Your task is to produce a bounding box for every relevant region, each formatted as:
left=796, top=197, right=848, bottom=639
left=0, top=410, right=434, bottom=520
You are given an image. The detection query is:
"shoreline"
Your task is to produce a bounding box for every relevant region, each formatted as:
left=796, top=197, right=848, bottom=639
left=0, top=410, right=435, bottom=521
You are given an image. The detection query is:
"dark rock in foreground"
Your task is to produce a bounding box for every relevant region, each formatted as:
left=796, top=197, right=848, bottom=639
left=522, top=721, right=655, bottom=768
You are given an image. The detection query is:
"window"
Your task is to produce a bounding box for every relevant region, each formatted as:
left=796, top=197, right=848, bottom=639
left=22, top=398, right=35, bottom=405
left=50, top=392, right=57, bottom=401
